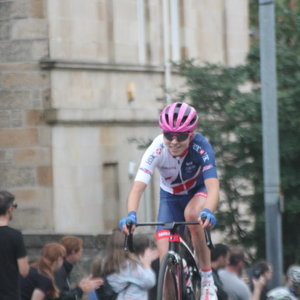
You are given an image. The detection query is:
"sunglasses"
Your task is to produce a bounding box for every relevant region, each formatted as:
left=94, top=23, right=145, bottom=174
left=163, top=132, right=190, bottom=142
left=12, top=203, right=18, bottom=209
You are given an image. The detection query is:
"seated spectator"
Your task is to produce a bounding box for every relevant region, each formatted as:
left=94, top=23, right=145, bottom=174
left=92, top=229, right=156, bottom=300
left=54, top=235, right=103, bottom=300
left=211, top=243, right=230, bottom=300
left=267, top=265, right=300, bottom=300
left=218, top=247, right=252, bottom=300
left=20, top=242, right=66, bottom=300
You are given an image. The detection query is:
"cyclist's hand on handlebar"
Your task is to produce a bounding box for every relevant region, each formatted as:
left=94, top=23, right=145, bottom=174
left=198, top=208, right=216, bottom=228
left=119, top=211, right=137, bottom=235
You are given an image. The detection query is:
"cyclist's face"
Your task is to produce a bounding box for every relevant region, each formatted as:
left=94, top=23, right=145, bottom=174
left=163, top=132, right=192, bottom=156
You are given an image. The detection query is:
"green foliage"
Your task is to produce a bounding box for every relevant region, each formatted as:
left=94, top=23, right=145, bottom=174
left=173, top=2, right=300, bottom=267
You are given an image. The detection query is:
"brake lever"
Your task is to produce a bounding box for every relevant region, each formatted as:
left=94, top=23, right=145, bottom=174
left=201, top=215, right=215, bottom=250
left=124, top=220, right=134, bottom=252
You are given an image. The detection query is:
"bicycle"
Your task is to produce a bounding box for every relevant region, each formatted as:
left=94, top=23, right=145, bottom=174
left=124, top=220, right=214, bottom=300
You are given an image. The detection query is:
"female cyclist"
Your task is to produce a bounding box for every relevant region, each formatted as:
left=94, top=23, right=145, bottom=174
left=119, top=102, right=219, bottom=300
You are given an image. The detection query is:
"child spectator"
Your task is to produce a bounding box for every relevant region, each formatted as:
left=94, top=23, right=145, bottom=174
left=92, top=229, right=156, bottom=300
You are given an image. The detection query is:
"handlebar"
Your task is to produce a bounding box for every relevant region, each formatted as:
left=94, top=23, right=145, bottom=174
left=123, top=220, right=214, bottom=251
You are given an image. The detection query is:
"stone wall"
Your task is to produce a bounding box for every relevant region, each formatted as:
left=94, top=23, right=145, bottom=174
left=0, top=0, right=54, bottom=232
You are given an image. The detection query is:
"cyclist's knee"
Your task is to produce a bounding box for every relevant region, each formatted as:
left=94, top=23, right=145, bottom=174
left=185, top=210, right=198, bottom=222
left=184, top=204, right=205, bottom=221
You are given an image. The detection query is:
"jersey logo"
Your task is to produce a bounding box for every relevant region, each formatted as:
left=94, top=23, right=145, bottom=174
left=146, top=153, right=156, bottom=165
left=202, top=152, right=210, bottom=162
left=139, top=168, right=152, bottom=175
left=192, top=144, right=202, bottom=152
left=203, top=165, right=213, bottom=172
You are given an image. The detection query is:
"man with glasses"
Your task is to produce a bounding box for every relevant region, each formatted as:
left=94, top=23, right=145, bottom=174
left=119, top=102, right=219, bottom=300
left=0, top=190, right=29, bottom=300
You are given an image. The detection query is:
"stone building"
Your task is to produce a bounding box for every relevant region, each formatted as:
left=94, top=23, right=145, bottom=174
left=0, top=0, right=249, bottom=237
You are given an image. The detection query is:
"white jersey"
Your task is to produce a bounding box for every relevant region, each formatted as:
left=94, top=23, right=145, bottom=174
left=135, top=133, right=218, bottom=195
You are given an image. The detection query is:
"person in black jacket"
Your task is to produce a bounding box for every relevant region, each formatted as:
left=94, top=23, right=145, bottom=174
left=0, top=190, right=29, bottom=300
left=211, top=243, right=230, bottom=300
left=54, top=235, right=103, bottom=300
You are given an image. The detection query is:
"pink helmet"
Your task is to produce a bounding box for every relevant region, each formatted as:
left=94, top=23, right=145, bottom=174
left=159, top=102, right=199, bottom=132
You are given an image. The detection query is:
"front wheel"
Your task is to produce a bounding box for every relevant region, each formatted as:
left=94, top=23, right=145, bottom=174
left=157, top=253, right=184, bottom=300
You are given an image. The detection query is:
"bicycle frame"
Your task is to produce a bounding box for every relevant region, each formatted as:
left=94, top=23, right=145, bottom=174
left=124, top=221, right=214, bottom=300
left=131, top=220, right=214, bottom=249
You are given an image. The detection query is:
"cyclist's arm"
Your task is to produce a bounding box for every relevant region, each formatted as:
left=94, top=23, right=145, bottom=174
left=202, top=177, right=220, bottom=227
left=127, top=181, right=147, bottom=213
left=204, top=177, right=219, bottom=211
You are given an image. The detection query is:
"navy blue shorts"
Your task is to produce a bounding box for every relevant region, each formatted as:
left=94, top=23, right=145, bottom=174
left=156, top=186, right=207, bottom=237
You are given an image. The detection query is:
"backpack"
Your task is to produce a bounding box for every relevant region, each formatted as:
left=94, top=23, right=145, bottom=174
left=96, top=276, right=118, bottom=300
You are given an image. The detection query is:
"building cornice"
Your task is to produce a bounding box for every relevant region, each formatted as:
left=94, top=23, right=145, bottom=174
left=45, top=108, right=158, bottom=126
left=40, top=58, right=165, bottom=73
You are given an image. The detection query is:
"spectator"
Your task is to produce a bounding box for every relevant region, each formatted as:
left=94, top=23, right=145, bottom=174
left=54, top=235, right=103, bottom=300
left=247, top=260, right=273, bottom=300
left=93, top=229, right=156, bottom=300
left=0, top=190, right=29, bottom=300
left=218, top=248, right=252, bottom=300
left=211, top=243, right=230, bottom=300
left=267, top=265, right=300, bottom=300
left=133, top=233, right=159, bottom=300
left=20, top=242, right=66, bottom=300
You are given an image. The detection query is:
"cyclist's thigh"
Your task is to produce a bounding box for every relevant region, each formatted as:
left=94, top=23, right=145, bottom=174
left=157, top=189, right=191, bottom=231
left=184, top=187, right=207, bottom=220
left=156, top=189, right=192, bottom=258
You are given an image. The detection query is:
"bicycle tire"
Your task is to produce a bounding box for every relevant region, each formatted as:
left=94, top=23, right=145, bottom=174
left=157, top=252, right=184, bottom=300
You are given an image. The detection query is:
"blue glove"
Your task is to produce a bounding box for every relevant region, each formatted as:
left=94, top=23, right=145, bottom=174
left=198, top=208, right=216, bottom=227
left=119, top=211, right=137, bottom=231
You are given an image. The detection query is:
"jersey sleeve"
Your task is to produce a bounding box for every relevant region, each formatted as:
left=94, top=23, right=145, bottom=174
left=197, top=136, right=218, bottom=180
left=134, top=136, right=163, bottom=185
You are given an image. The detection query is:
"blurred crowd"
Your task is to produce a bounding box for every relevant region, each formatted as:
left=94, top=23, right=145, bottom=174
left=1, top=189, right=299, bottom=300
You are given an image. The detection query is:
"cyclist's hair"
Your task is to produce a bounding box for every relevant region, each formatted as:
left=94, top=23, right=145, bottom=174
left=32, top=242, right=66, bottom=299
left=228, top=248, right=245, bottom=266
left=60, top=235, right=83, bottom=256
left=0, top=190, right=15, bottom=216
left=211, top=243, right=230, bottom=262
